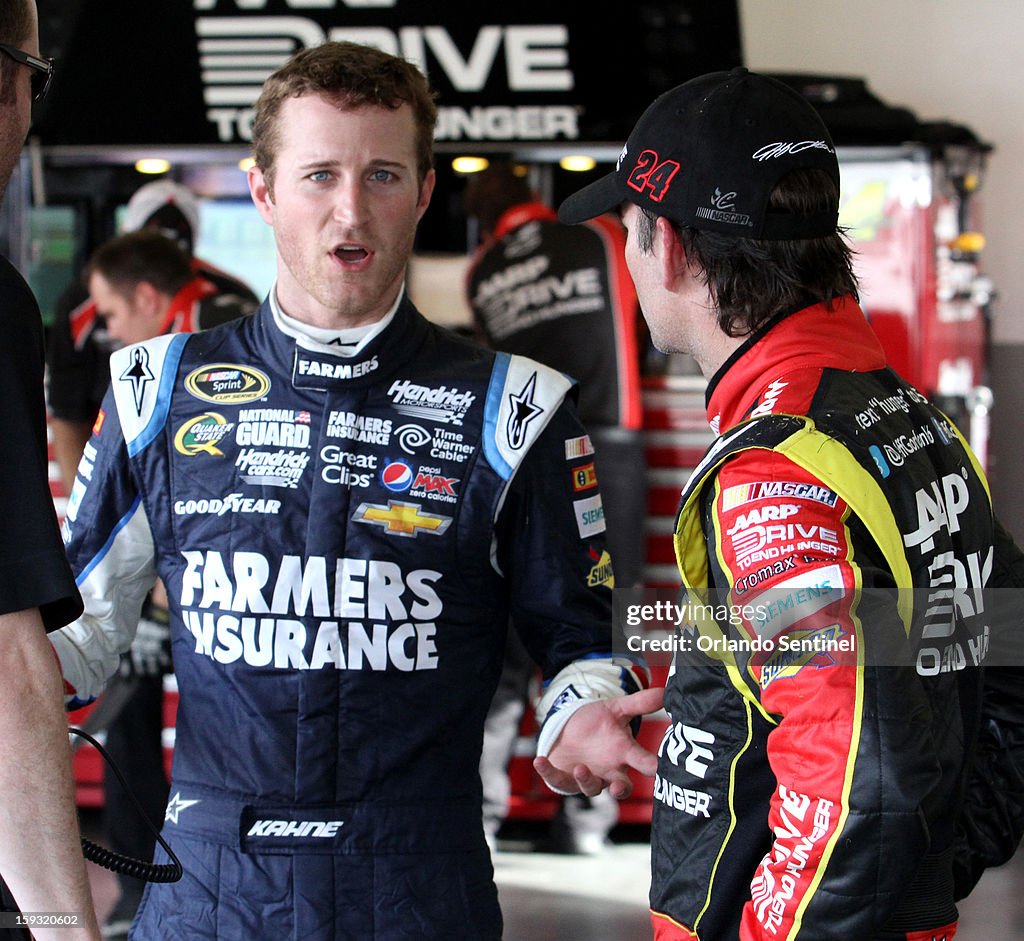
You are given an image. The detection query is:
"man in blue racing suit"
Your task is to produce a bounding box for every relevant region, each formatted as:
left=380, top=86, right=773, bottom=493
left=50, top=40, right=659, bottom=941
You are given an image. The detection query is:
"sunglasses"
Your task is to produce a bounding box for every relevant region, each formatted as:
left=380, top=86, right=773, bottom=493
left=0, top=43, right=53, bottom=102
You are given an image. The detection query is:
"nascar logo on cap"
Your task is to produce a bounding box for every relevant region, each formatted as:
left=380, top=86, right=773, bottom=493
left=380, top=460, right=414, bottom=493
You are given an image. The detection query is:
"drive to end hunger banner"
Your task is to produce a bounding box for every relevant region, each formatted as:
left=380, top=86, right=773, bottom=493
left=34, top=0, right=741, bottom=147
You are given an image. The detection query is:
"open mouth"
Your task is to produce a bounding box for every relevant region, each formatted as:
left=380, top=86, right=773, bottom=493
left=333, top=245, right=369, bottom=263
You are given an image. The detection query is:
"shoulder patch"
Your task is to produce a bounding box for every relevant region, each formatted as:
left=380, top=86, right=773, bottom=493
left=483, top=352, right=573, bottom=479
left=110, top=333, right=188, bottom=456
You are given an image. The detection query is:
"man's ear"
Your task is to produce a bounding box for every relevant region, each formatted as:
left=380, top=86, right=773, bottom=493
left=248, top=164, right=275, bottom=224
left=656, top=215, right=688, bottom=290
left=133, top=281, right=164, bottom=318
left=416, top=168, right=436, bottom=223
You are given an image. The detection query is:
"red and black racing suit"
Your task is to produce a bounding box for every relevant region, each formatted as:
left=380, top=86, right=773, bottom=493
left=650, top=295, right=1024, bottom=941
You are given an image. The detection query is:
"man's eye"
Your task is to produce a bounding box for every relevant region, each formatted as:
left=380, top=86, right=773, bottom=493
left=309, top=170, right=330, bottom=182
left=370, top=169, right=394, bottom=183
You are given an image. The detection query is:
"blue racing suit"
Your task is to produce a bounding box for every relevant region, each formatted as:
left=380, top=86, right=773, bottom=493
left=52, top=294, right=645, bottom=940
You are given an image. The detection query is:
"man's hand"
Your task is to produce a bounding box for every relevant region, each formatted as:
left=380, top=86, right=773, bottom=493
left=534, top=687, right=664, bottom=799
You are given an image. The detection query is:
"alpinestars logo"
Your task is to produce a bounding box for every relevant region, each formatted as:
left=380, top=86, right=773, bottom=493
left=506, top=372, right=543, bottom=449
left=120, top=347, right=155, bottom=416
left=165, top=792, right=200, bottom=824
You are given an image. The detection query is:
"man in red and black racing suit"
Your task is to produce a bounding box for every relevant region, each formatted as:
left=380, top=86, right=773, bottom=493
left=555, top=66, right=1024, bottom=941
left=650, top=295, right=1024, bottom=940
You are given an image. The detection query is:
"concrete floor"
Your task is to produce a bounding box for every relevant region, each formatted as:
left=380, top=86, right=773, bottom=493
left=494, top=833, right=1024, bottom=941
left=84, top=819, right=1024, bottom=939
left=491, top=831, right=1019, bottom=941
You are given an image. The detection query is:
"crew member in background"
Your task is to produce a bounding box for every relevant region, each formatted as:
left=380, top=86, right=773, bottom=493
left=465, top=161, right=647, bottom=587
left=558, top=66, right=1024, bottom=940
left=72, top=229, right=257, bottom=941
left=50, top=41, right=660, bottom=940
left=87, top=230, right=256, bottom=346
left=46, top=178, right=260, bottom=488
left=0, top=1, right=100, bottom=937
left=465, top=161, right=647, bottom=854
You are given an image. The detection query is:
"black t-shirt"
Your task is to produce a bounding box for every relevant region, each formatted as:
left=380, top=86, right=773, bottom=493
left=0, top=256, right=82, bottom=629
left=466, top=205, right=643, bottom=429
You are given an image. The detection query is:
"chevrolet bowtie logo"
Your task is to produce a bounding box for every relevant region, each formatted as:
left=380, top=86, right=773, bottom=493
left=353, top=500, right=452, bottom=538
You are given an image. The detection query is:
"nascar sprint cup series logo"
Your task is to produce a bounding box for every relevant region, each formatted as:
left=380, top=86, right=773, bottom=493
left=185, top=364, right=271, bottom=404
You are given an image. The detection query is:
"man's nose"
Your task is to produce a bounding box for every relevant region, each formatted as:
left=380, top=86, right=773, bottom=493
left=331, top=178, right=367, bottom=226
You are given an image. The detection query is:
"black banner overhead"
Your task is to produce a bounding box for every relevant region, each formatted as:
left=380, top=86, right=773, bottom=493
left=34, top=0, right=742, bottom=149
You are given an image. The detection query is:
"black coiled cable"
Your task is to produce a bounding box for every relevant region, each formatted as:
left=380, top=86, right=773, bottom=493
left=67, top=727, right=183, bottom=883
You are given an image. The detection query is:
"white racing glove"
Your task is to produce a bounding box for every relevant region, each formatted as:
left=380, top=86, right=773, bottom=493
left=534, top=656, right=649, bottom=765
left=118, top=604, right=172, bottom=678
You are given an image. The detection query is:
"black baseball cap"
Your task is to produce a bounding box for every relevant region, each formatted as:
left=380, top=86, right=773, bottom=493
left=558, top=67, right=840, bottom=240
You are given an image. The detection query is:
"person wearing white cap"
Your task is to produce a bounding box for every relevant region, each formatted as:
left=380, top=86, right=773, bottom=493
left=120, top=179, right=200, bottom=243
left=558, top=67, right=1024, bottom=940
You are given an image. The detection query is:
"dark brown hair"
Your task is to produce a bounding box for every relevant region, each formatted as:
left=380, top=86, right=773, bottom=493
left=88, top=231, right=194, bottom=299
left=637, top=168, right=859, bottom=336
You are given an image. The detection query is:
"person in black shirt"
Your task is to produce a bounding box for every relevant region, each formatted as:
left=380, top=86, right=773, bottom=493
left=0, top=1, right=101, bottom=937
